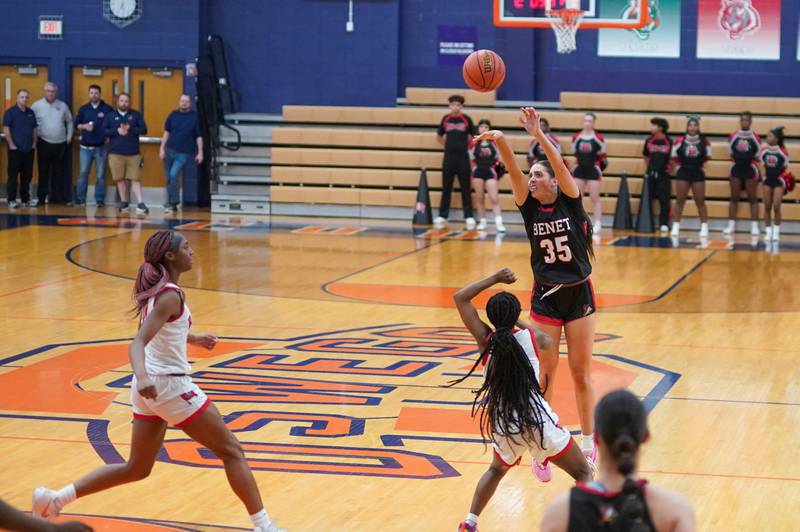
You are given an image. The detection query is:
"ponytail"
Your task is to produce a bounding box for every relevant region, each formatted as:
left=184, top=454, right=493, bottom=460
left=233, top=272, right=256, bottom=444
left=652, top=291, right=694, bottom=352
left=132, top=231, right=183, bottom=316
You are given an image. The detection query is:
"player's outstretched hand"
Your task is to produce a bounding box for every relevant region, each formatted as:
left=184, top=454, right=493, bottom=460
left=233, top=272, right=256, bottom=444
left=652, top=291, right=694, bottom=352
left=474, top=130, right=504, bottom=143
left=493, top=268, right=517, bottom=285
left=519, top=107, right=542, bottom=137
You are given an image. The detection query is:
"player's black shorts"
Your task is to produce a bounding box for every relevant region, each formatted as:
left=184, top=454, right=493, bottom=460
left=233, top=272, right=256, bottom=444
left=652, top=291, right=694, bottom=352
left=530, top=279, right=596, bottom=326
left=675, top=167, right=705, bottom=182
left=573, top=164, right=602, bottom=181
left=472, top=166, right=497, bottom=180
left=731, top=162, right=759, bottom=182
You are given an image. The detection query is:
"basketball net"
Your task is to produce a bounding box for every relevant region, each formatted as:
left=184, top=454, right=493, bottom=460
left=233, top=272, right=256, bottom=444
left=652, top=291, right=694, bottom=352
left=546, top=8, right=584, bottom=54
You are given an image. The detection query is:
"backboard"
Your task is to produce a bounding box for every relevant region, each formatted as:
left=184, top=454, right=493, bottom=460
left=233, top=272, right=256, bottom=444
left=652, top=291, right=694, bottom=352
left=493, top=0, right=651, bottom=30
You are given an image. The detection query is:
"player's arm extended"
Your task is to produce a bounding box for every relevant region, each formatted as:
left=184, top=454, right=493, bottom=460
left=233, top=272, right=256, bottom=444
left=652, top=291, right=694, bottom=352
left=453, top=269, right=518, bottom=351
left=521, top=107, right=580, bottom=198
left=474, top=130, right=528, bottom=205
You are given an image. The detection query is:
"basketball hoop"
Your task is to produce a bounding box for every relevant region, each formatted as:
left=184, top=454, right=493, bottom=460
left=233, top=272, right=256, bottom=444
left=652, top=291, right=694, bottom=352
left=546, top=9, right=584, bottom=54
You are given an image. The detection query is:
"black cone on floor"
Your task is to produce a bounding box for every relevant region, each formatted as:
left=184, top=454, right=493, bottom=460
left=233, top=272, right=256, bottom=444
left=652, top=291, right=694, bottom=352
left=635, top=171, right=655, bottom=233
left=613, top=172, right=633, bottom=230
left=412, top=168, right=433, bottom=225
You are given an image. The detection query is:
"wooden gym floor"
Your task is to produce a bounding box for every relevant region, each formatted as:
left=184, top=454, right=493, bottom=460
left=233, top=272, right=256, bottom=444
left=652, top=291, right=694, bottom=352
left=0, top=206, right=798, bottom=531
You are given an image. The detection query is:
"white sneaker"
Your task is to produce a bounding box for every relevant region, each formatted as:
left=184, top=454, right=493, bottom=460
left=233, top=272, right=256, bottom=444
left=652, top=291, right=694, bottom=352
left=670, top=222, right=680, bottom=236
left=765, top=226, right=773, bottom=240
left=255, top=524, right=286, bottom=532
left=592, top=221, right=602, bottom=234
left=772, top=225, right=780, bottom=241
left=465, top=217, right=477, bottom=230
left=750, top=221, right=760, bottom=236
left=659, top=225, right=669, bottom=234
left=495, top=215, right=506, bottom=233
left=32, top=487, right=60, bottom=518
left=722, top=220, right=736, bottom=234
left=476, top=218, right=487, bottom=230
left=8, top=200, right=19, bottom=209
left=699, top=223, right=709, bottom=237
left=433, top=216, right=447, bottom=227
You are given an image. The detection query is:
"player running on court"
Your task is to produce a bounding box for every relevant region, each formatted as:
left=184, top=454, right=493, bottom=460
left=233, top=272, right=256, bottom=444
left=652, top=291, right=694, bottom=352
left=32, top=231, right=284, bottom=532
left=475, top=107, right=599, bottom=481
left=452, top=268, right=591, bottom=532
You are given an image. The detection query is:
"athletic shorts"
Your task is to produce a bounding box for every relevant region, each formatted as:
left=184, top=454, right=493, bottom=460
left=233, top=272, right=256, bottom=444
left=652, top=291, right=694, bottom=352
left=530, top=279, right=596, bottom=326
left=492, top=422, right=573, bottom=467
left=472, top=166, right=497, bottom=180
left=108, top=154, right=143, bottom=182
left=730, top=162, right=759, bottom=182
left=675, top=167, right=705, bottom=182
left=763, top=176, right=785, bottom=189
left=573, top=165, right=601, bottom=181
left=131, top=375, right=210, bottom=427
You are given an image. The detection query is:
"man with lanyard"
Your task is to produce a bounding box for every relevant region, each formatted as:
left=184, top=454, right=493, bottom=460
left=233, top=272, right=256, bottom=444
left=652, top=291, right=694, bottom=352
left=74, top=85, right=113, bottom=207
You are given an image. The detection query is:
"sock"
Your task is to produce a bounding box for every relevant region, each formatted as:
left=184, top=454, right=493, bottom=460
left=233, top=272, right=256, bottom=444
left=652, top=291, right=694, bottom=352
left=581, top=434, right=594, bottom=452
left=250, top=509, right=271, bottom=530
left=465, top=513, right=479, bottom=527
left=55, top=484, right=77, bottom=510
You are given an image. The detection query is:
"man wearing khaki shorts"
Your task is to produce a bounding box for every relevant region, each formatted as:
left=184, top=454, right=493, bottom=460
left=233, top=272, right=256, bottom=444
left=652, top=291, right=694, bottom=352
left=103, top=93, right=149, bottom=214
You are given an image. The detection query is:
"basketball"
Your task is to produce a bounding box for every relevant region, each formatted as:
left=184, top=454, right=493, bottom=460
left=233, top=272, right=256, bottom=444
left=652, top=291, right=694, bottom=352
left=462, top=49, right=506, bottom=92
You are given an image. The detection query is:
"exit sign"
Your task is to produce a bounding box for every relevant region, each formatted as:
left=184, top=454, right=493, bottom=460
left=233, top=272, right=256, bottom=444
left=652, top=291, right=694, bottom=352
left=39, top=16, right=63, bottom=40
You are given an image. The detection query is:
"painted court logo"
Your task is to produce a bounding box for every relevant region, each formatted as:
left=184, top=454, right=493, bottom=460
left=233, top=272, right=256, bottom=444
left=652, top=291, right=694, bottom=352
left=0, top=325, right=679, bottom=481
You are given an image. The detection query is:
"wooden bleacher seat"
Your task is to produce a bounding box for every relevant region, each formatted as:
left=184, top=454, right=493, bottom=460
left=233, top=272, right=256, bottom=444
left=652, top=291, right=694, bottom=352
left=560, top=92, right=800, bottom=116
left=405, top=87, right=496, bottom=107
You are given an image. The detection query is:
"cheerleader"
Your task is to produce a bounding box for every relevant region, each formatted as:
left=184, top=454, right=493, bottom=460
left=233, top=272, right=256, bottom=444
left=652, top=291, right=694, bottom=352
left=670, top=116, right=711, bottom=237
left=571, top=113, right=607, bottom=234
left=759, top=126, right=790, bottom=241
left=724, top=111, right=761, bottom=235
left=470, top=119, right=506, bottom=232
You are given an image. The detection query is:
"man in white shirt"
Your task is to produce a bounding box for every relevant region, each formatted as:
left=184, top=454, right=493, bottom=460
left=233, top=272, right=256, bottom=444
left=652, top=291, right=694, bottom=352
left=31, top=82, right=73, bottom=205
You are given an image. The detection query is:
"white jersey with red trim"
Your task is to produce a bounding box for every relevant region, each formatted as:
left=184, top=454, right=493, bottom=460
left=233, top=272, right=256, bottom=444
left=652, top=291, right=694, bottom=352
left=141, top=282, right=192, bottom=375
left=484, top=329, right=546, bottom=401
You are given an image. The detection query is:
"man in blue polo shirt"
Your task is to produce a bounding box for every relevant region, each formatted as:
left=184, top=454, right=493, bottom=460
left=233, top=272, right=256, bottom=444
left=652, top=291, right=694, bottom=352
left=159, top=94, right=203, bottom=213
left=75, top=85, right=114, bottom=208
left=2, top=89, right=38, bottom=208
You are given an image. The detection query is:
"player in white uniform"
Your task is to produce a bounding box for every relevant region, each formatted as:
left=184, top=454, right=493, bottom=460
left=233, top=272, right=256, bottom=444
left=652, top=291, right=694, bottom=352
left=32, top=230, right=283, bottom=532
left=452, top=269, right=591, bottom=532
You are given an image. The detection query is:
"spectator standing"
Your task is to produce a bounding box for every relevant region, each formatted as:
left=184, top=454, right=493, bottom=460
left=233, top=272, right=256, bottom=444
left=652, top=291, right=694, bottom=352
left=160, top=94, right=203, bottom=213
left=2, top=89, right=37, bottom=208
left=75, top=85, right=114, bottom=207
left=642, top=117, right=673, bottom=233
left=103, top=93, right=149, bottom=214
left=435, top=94, right=476, bottom=229
left=32, top=82, right=73, bottom=205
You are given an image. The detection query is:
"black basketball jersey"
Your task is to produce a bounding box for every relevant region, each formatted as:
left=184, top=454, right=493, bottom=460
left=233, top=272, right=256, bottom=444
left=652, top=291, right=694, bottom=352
left=470, top=140, right=498, bottom=169
left=567, top=481, right=656, bottom=532
left=759, top=145, right=790, bottom=180
left=672, top=134, right=710, bottom=170
left=518, top=192, right=592, bottom=285
left=437, top=113, right=474, bottom=154
left=527, top=132, right=561, bottom=166
left=642, top=135, right=672, bottom=173
left=729, top=130, right=761, bottom=165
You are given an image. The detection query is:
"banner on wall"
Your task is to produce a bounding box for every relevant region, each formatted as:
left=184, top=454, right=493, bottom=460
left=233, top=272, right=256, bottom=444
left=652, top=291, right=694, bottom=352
left=598, top=0, right=681, bottom=58
left=696, top=0, right=781, bottom=60
left=437, top=26, right=477, bottom=66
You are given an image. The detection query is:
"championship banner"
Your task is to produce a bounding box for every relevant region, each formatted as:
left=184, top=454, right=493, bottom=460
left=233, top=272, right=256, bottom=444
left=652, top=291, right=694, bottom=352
left=598, top=0, right=681, bottom=58
left=696, top=0, right=781, bottom=60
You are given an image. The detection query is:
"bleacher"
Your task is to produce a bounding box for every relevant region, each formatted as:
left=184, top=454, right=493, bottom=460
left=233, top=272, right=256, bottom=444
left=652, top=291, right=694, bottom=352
left=214, top=88, right=800, bottom=226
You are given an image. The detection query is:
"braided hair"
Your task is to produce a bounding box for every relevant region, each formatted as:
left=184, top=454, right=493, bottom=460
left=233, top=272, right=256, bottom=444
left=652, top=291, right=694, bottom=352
left=450, top=292, right=554, bottom=448
left=132, top=230, right=184, bottom=317
left=596, top=390, right=651, bottom=532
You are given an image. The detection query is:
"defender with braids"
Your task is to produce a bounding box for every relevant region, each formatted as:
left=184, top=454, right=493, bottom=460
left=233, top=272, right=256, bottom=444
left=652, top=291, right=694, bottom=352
left=453, top=269, right=591, bottom=532
left=541, top=390, right=695, bottom=532
left=475, top=107, right=598, bottom=483
left=32, top=231, right=284, bottom=532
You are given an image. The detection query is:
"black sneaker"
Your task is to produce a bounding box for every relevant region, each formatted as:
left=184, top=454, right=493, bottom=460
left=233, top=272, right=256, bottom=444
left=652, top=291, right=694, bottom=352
left=136, top=203, right=149, bottom=215
left=118, top=201, right=129, bottom=212
left=96, top=201, right=105, bottom=208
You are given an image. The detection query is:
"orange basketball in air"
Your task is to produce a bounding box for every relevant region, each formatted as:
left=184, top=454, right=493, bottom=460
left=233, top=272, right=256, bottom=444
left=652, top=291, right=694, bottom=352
left=462, top=49, right=506, bottom=93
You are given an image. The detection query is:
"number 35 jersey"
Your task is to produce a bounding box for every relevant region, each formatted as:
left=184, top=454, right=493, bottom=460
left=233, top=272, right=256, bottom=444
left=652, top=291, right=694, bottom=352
left=518, top=193, right=593, bottom=285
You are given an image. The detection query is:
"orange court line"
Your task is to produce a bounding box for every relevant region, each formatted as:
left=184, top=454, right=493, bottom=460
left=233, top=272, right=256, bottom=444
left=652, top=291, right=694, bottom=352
left=0, top=341, right=263, bottom=414
left=327, top=282, right=652, bottom=309
left=0, top=271, right=94, bottom=299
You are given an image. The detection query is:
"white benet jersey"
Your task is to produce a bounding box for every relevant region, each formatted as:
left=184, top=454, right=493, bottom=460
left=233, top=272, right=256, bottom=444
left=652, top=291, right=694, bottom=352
left=141, top=282, right=192, bottom=375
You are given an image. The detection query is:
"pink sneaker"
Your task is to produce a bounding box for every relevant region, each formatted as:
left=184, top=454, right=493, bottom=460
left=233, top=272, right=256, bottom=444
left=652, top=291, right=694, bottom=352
left=531, top=459, right=552, bottom=482
left=457, top=522, right=478, bottom=532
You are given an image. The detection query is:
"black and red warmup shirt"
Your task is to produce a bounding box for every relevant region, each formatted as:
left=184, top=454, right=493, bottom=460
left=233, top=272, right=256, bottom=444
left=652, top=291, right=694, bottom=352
left=567, top=481, right=656, bottom=532
left=572, top=132, right=607, bottom=169
left=728, top=130, right=761, bottom=166
left=527, top=132, right=561, bottom=166
left=518, top=192, right=592, bottom=285
left=437, top=113, right=475, bottom=154
left=671, top=134, right=711, bottom=170
left=642, top=135, right=673, bottom=173
left=759, top=145, right=790, bottom=181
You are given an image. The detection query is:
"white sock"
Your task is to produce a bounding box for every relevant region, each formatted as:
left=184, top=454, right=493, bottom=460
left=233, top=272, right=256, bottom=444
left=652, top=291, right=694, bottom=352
left=581, top=434, right=594, bottom=452
left=55, top=484, right=77, bottom=509
left=250, top=508, right=271, bottom=529
left=465, top=513, right=479, bottom=527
